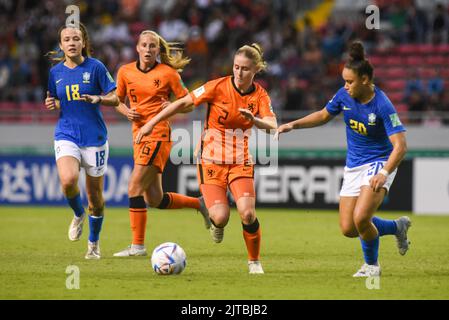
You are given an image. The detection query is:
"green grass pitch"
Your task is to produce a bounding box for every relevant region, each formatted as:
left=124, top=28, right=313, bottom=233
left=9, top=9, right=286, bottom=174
left=1, top=207, right=449, bottom=300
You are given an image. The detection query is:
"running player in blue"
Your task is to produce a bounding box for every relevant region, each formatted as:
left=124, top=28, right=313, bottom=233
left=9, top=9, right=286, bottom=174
left=45, top=22, right=119, bottom=259
left=275, top=41, right=411, bottom=277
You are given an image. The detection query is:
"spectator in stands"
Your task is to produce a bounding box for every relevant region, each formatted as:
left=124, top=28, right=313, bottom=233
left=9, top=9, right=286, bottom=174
left=431, top=3, right=448, bottom=44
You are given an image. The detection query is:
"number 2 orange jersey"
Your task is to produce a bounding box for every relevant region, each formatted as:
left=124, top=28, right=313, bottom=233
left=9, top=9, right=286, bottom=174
left=116, top=62, right=188, bottom=142
left=190, top=76, right=275, bottom=164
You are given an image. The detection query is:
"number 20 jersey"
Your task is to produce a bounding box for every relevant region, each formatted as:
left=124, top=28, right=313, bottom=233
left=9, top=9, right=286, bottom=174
left=48, top=57, right=116, bottom=147
left=326, top=86, right=406, bottom=168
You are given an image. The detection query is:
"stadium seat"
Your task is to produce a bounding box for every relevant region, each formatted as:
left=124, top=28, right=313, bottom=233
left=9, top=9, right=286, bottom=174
left=385, top=80, right=406, bottom=91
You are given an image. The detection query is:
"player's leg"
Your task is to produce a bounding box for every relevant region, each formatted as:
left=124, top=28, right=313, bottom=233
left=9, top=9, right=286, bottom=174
left=84, top=174, right=104, bottom=259
left=55, top=140, right=85, bottom=241
left=81, top=142, right=109, bottom=259
left=339, top=197, right=359, bottom=238
left=352, top=186, right=385, bottom=277
left=114, top=164, right=158, bottom=257
left=200, top=184, right=230, bottom=243
left=144, top=173, right=211, bottom=229
left=229, top=177, right=263, bottom=274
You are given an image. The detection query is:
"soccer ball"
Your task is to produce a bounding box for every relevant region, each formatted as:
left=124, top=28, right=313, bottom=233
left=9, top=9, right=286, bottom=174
left=151, top=242, right=187, bottom=275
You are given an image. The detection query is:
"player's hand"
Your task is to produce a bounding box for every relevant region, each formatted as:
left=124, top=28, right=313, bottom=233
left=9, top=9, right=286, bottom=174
left=45, top=91, right=58, bottom=110
left=239, top=108, right=254, bottom=122
left=369, top=174, right=387, bottom=192
left=80, top=94, right=101, bottom=104
left=135, top=122, right=154, bottom=144
left=127, top=108, right=142, bottom=122
left=274, top=123, right=293, bottom=140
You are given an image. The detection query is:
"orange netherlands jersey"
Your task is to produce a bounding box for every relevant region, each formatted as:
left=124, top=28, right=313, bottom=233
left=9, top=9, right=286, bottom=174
left=116, top=61, right=188, bottom=141
left=190, top=76, right=275, bottom=164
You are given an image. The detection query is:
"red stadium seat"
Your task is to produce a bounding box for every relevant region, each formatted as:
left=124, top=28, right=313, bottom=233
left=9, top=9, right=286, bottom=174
left=405, top=56, right=424, bottom=66
left=396, top=44, right=420, bottom=55
left=385, top=67, right=407, bottom=79
left=385, top=79, right=406, bottom=91
left=425, top=55, right=447, bottom=65
left=385, top=56, right=403, bottom=65
left=417, top=44, right=436, bottom=54
left=388, top=92, right=404, bottom=104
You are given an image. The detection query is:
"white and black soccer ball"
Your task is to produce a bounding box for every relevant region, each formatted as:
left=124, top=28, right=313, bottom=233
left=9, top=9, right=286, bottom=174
left=151, top=242, right=187, bottom=275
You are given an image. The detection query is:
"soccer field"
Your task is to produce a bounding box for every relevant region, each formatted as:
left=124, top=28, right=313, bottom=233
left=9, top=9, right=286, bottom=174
left=1, top=207, right=448, bottom=300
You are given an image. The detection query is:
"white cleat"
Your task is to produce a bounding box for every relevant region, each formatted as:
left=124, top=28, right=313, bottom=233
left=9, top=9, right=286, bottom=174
left=198, top=196, right=212, bottom=229
left=353, top=263, right=381, bottom=277
left=113, top=245, right=147, bottom=257
left=248, top=261, right=264, bottom=274
left=395, top=216, right=412, bottom=256
left=210, top=224, right=224, bottom=243
left=68, top=214, right=86, bottom=241
left=85, top=241, right=101, bottom=260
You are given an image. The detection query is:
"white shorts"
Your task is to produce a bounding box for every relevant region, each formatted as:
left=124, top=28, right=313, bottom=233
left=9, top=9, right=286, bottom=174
left=54, top=140, right=109, bottom=177
left=340, top=161, right=397, bottom=197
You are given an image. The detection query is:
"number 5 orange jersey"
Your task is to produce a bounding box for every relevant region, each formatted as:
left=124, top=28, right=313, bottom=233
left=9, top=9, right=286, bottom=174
left=116, top=62, right=188, bottom=142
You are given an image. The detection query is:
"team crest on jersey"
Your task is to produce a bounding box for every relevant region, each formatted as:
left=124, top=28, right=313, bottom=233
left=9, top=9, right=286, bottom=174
left=154, top=79, right=161, bottom=88
left=247, top=103, right=255, bottom=112
left=207, top=169, right=215, bottom=177
left=368, top=113, right=377, bottom=126
left=82, top=72, right=91, bottom=84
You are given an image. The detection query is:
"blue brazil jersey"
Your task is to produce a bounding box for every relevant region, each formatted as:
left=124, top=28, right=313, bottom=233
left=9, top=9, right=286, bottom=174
left=48, top=57, right=116, bottom=147
left=326, top=86, right=406, bottom=168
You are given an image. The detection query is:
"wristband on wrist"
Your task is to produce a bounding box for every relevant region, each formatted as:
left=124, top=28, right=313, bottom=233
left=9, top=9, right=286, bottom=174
left=379, top=169, right=389, bottom=177
left=98, top=96, right=102, bottom=104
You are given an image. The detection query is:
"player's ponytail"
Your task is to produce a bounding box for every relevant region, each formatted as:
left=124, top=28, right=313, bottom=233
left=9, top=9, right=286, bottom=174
left=235, top=43, right=268, bottom=73
left=345, top=41, right=374, bottom=81
left=139, top=30, right=191, bottom=72
left=46, top=22, right=92, bottom=64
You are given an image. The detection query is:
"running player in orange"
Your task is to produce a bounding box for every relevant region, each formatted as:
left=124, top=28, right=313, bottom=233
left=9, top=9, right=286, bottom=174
left=135, top=43, right=277, bottom=274
left=113, top=30, right=210, bottom=257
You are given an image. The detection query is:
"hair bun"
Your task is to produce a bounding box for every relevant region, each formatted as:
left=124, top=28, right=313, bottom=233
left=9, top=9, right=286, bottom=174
left=349, top=41, right=365, bottom=62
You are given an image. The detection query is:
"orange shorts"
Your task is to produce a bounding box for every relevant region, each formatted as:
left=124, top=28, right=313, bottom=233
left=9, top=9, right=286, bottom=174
left=197, top=162, right=255, bottom=208
left=133, top=141, right=172, bottom=172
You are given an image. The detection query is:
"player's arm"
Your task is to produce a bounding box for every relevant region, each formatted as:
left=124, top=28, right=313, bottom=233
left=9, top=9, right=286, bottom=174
left=239, top=108, right=277, bottom=131
left=274, top=107, right=334, bottom=139
left=135, top=94, right=194, bottom=144
left=370, top=132, right=407, bottom=192
left=80, top=90, right=119, bottom=107
left=115, top=95, right=142, bottom=122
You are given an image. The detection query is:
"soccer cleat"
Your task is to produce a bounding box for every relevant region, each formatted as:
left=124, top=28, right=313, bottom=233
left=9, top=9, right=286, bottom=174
left=113, top=245, right=147, bottom=257
left=210, top=224, right=224, bottom=243
left=68, top=214, right=86, bottom=241
left=248, top=261, right=264, bottom=274
left=85, top=241, right=101, bottom=260
left=198, top=196, right=212, bottom=229
left=395, top=216, right=412, bottom=256
left=353, top=263, right=381, bottom=277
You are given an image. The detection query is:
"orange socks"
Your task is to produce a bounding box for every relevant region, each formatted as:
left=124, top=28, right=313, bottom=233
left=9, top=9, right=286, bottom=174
left=242, top=218, right=261, bottom=261
left=157, top=192, right=200, bottom=210
left=129, top=196, right=147, bottom=245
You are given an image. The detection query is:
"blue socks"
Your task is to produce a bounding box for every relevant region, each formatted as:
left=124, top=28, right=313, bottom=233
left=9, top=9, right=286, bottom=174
left=67, top=194, right=85, bottom=217
left=372, top=216, right=397, bottom=236
left=360, top=236, right=379, bottom=265
left=88, top=215, right=104, bottom=243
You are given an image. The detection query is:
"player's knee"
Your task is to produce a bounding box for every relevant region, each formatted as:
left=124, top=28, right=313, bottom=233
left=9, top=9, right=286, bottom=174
left=354, top=214, right=370, bottom=231
left=210, top=211, right=229, bottom=228
left=340, top=224, right=358, bottom=238
left=88, top=203, right=104, bottom=216
left=60, top=175, right=78, bottom=192
left=240, top=208, right=256, bottom=225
